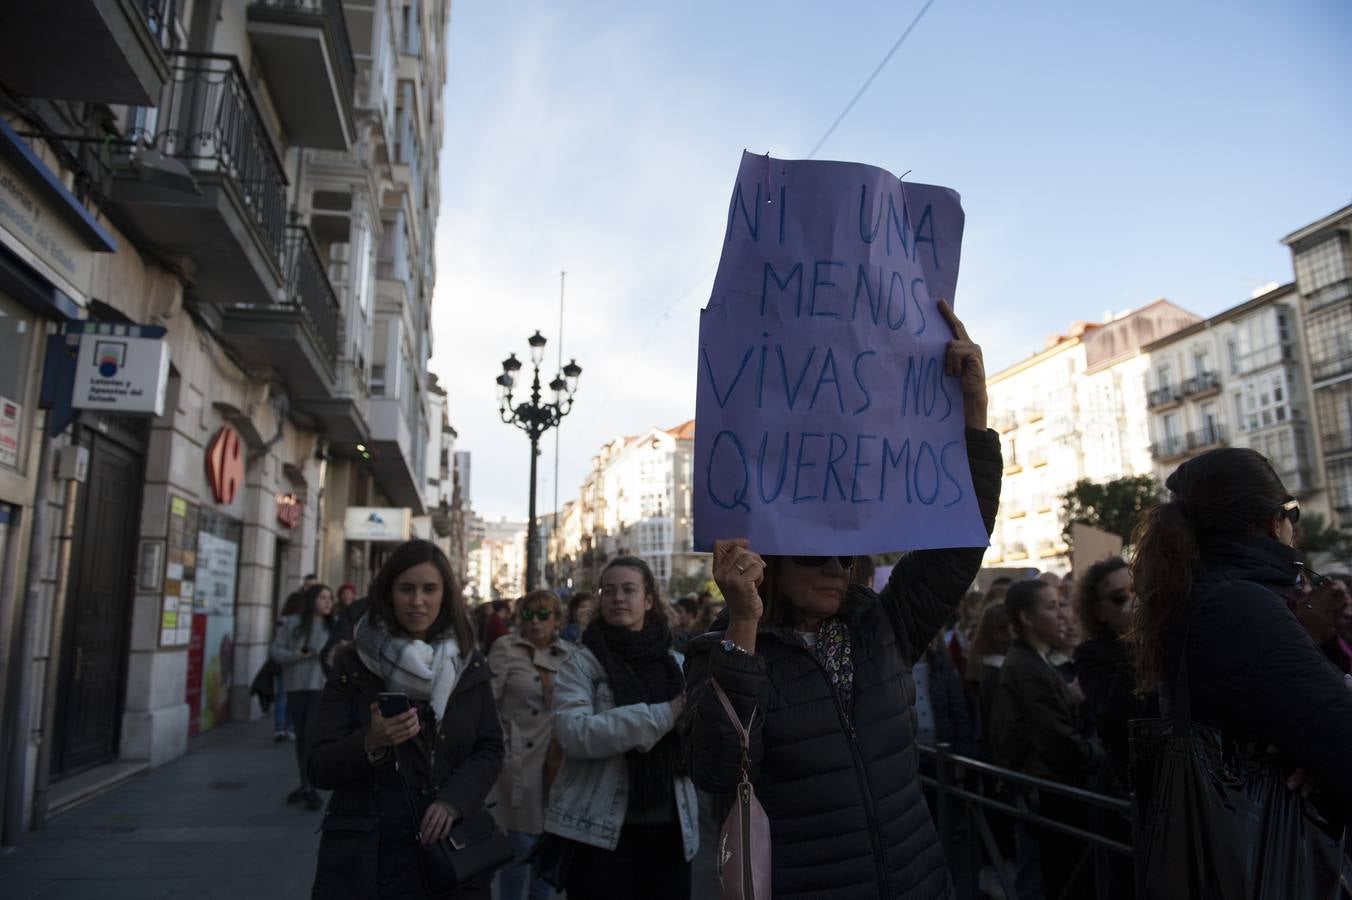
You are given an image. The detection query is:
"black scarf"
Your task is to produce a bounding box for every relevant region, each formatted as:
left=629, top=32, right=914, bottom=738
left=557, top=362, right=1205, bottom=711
left=582, top=612, right=685, bottom=813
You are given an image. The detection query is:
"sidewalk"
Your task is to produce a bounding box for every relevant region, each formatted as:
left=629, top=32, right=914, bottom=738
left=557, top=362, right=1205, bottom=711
left=2, top=715, right=720, bottom=899
left=1, top=716, right=321, bottom=900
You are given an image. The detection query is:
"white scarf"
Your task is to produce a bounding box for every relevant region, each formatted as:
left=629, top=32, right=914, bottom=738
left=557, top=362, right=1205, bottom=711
left=354, top=613, right=462, bottom=717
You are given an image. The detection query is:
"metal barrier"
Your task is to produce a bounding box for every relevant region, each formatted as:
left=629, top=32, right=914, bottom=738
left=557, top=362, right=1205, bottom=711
left=918, top=743, right=1135, bottom=900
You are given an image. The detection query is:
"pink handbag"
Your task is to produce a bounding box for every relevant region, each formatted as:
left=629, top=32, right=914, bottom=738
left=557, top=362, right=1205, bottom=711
left=711, top=677, right=771, bottom=900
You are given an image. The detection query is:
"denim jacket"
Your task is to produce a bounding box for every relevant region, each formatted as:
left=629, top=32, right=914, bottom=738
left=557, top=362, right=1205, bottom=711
left=543, top=646, right=699, bottom=861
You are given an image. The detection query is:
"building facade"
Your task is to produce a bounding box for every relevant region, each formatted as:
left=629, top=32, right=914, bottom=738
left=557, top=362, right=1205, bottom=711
left=465, top=516, right=527, bottom=602
left=1283, top=204, right=1352, bottom=529
left=1141, top=283, right=1329, bottom=516
left=551, top=420, right=707, bottom=593
left=985, top=301, right=1200, bottom=573
left=0, top=0, right=451, bottom=840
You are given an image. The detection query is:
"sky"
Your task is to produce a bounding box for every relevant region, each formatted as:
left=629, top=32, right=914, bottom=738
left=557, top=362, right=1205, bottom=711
left=428, top=0, right=1352, bottom=523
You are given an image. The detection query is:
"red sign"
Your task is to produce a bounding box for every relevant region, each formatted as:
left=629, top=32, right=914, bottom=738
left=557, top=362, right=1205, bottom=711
left=276, top=492, right=301, bottom=529
left=206, top=426, right=244, bottom=505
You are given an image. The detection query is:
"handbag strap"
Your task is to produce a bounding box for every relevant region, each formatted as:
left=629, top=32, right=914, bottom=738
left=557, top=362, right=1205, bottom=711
left=710, top=677, right=756, bottom=781
left=1167, top=579, right=1234, bottom=731
left=391, top=742, right=426, bottom=841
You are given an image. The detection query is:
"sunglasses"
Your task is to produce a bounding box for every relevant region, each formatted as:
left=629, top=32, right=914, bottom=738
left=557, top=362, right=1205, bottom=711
left=787, top=555, right=855, bottom=569
left=1294, top=561, right=1328, bottom=591
left=1279, top=498, right=1300, bottom=525
left=519, top=608, right=555, bottom=622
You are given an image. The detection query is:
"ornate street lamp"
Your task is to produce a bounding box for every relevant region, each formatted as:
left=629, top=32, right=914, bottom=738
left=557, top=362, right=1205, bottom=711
left=497, top=331, right=581, bottom=591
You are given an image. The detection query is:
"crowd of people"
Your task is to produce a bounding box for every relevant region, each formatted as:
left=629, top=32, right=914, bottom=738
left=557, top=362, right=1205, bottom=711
left=256, top=301, right=1350, bottom=899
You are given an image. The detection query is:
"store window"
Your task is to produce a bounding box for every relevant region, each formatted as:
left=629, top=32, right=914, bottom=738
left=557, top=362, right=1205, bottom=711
left=0, top=294, right=35, bottom=472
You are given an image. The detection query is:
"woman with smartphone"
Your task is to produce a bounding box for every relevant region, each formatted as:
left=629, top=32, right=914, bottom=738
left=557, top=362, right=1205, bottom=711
left=269, top=582, right=335, bottom=809
left=307, top=540, right=504, bottom=899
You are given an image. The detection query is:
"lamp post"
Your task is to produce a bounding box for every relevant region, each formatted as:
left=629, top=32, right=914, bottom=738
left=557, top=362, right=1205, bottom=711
left=497, top=330, right=581, bottom=591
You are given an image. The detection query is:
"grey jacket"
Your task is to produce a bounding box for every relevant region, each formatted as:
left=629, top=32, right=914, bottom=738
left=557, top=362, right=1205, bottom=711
left=543, top=645, right=699, bottom=860
left=269, top=614, right=330, bottom=693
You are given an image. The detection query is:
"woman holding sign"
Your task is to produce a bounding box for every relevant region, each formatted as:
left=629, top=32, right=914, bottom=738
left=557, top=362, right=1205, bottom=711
left=682, top=301, right=1001, bottom=899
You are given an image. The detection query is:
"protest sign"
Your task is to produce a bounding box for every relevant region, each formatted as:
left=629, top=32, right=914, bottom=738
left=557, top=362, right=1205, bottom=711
left=1071, top=523, right=1124, bottom=578
left=693, top=151, right=987, bottom=554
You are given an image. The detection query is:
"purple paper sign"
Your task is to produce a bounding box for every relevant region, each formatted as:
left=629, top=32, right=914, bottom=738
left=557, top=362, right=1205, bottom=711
left=693, top=152, right=987, bottom=554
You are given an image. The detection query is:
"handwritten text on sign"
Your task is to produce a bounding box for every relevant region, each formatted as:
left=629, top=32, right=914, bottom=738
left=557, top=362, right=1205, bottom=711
left=693, top=152, right=987, bottom=554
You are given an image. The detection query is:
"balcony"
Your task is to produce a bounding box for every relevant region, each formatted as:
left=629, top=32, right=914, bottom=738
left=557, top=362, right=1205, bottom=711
left=1005, top=543, right=1028, bottom=561
left=1186, top=425, right=1228, bottom=452
left=246, top=0, right=356, bottom=150
left=369, top=395, right=426, bottom=514
left=219, top=225, right=340, bottom=398
left=0, top=0, right=175, bottom=105
left=109, top=53, right=288, bottom=309
left=1323, top=428, right=1352, bottom=458
left=298, top=356, right=371, bottom=444
left=1147, top=384, right=1181, bottom=410
left=1181, top=371, right=1221, bottom=399
left=1150, top=436, right=1187, bottom=461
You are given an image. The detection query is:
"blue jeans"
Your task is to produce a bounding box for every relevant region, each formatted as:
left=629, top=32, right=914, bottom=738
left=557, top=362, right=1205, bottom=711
left=273, top=674, right=289, bottom=732
left=496, top=830, right=551, bottom=900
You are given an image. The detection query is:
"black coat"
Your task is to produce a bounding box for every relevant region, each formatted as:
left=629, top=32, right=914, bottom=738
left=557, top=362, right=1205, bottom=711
left=1164, top=534, right=1352, bottom=802
left=989, top=640, right=1100, bottom=784
left=1074, top=634, right=1157, bottom=791
left=307, top=645, right=504, bottom=899
left=681, top=428, right=1001, bottom=900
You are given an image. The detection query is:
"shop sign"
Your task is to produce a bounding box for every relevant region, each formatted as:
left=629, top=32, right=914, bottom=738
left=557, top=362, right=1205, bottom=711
left=206, top=426, right=244, bottom=505
left=276, top=492, right=301, bottom=529
left=0, top=395, right=19, bottom=468
left=71, top=332, right=170, bottom=415
left=0, top=155, right=95, bottom=298
left=344, top=506, right=412, bottom=542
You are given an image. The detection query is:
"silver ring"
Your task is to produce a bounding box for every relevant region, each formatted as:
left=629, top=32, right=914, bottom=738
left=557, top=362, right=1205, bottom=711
left=736, top=564, right=746, bottom=574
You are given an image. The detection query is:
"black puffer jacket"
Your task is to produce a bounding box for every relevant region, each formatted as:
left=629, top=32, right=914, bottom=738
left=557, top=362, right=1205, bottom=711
left=681, top=428, right=1001, bottom=900
left=307, top=645, right=504, bottom=899
left=1164, top=534, right=1352, bottom=802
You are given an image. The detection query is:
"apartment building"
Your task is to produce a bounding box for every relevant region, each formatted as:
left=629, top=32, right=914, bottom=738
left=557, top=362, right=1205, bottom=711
left=985, top=301, right=1200, bottom=573
left=551, top=420, right=706, bottom=592
left=466, top=515, right=527, bottom=602
left=0, top=0, right=450, bottom=838
left=1141, top=283, right=1329, bottom=516
left=1283, top=204, right=1352, bottom=528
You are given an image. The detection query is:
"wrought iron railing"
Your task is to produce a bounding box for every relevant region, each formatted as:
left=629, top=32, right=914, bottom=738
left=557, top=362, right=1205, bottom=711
left=1146, top=385, right=1179, bottom=408
left=282, top=225, right=341, bottom=365
left=129, top=53, right=289, bottom=272
left=248, top=0, right=356, bottom=115
left=1180, top=371, right=1220, bottom=397
left=1150, top=436, right=1185, bottom=459
left=1185, top=425, right=1227, bottom=451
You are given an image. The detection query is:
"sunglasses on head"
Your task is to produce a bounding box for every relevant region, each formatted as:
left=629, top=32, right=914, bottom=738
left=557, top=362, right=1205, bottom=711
left=1279, top=498, right=1300, bottom=525
left=787, top=555, right=855, bottom=569
left=519, top=608, right=555, bottom=622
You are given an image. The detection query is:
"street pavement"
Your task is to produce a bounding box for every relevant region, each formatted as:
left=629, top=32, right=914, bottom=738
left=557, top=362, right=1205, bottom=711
left=1, top=717, right=321, bottom=899
left=1, top=715, right=721, bottom=899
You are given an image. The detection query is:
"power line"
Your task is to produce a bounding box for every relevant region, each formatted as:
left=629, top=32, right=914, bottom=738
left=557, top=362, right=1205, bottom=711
left=565, top=0, right=939, bottom=460
left=807, top=0, right=937, bottom=160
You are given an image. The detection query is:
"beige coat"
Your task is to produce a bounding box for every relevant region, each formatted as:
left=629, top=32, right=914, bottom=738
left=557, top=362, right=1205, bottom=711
left=487, top=633, right=576, bottom=834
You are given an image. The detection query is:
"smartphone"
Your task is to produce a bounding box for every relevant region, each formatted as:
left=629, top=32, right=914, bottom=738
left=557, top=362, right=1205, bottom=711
left=377, top=692, right=411, bottom=718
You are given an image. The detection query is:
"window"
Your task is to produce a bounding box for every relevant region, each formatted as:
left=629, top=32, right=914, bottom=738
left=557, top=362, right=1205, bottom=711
left=1200, top=402, right=1220, bottom=442
left=1241, top=371, right=1290, bottom=431
left=1192, top=346, right=1212, bottom=377
left=1226, top=337, right=1239, bottom=375
left=1305, top=304, right=1352, bottom=382
left=1156, top=362, right=1172, bottom=390
left=0, top=294, right=35, bottom=471
left=1315, top=381, right=1352, bottom=455
left=1294, top=236, right=1349, bottom=295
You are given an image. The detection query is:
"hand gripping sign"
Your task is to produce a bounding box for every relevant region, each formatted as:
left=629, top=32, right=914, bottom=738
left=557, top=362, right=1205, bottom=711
left=693, top=152, right=987, bottom=554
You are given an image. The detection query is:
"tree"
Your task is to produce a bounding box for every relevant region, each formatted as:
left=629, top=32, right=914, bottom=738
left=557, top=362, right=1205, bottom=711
left=1060, top=475, right=1163, bottom=546
left=1296, top=512, right=1352, bottom=563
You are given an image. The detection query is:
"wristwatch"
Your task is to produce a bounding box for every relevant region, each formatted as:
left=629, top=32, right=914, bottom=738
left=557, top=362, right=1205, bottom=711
left=720, top=639, right=751, bottom=656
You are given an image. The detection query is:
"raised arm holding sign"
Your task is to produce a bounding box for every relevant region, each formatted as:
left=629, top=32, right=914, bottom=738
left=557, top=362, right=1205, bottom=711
left=681, top=153, right=1003, bottom=898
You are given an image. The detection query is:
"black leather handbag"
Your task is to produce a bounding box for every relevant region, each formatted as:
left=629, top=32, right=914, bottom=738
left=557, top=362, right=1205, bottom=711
left=394, top=749, right=514, bottom=897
